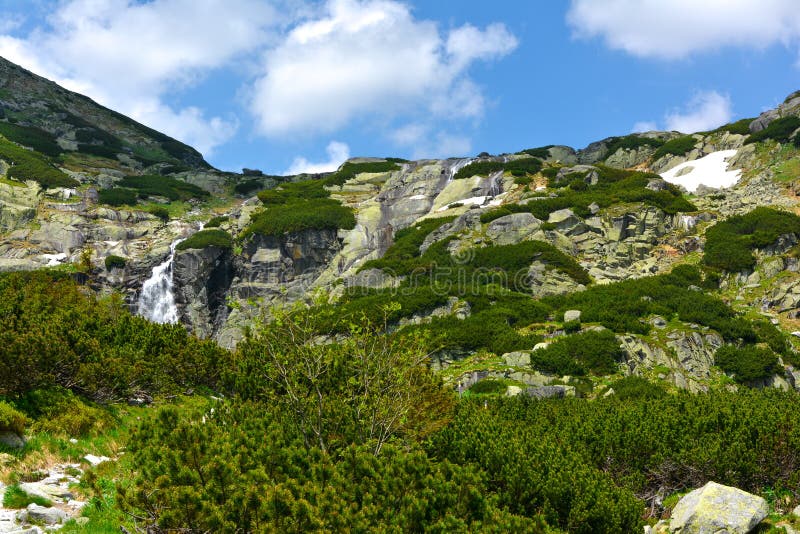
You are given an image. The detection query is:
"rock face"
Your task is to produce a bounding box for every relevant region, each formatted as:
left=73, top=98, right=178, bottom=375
left=669, top=481, right=768, bottom=534
left=173, top=245, right=234, bottom=338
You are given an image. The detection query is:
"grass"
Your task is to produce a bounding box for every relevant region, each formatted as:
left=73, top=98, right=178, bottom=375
left=775, top=158, right=800, bottom=183
left=0, top=136, right=78, bottom=189
left=176, top=229, right=233, bottom=251
left=3, top=484, right=52, bottom=508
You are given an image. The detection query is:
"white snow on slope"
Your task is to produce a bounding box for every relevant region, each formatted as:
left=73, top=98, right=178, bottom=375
left=659, top=149, right=741, bottom=193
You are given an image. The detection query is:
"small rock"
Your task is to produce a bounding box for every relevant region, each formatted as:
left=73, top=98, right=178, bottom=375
left=652, top=316, right=667, bottom=328
left=792, top=504, right=800, bottom=516
left=505, top=386, right=523, bottom=397
left=23, top=503, right=67, bottom=525
left=127, top=393, right=153, bottom=407
left=563, top=310, right=581, bottom=322
left=669, top=481, right=768, bottom=534
left=68, top=438, right=78, bottom=444
left=83, top=454, right=111, bottom=466
left=525, top=386, right=566, bottom=399
left=502, top=351, right=531, bottom=367
left=603, top=387, right=616, bottom=397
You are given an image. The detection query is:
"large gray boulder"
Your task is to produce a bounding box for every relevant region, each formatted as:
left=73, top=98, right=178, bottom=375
left=18, top=503, right=68, bottom=525
left=669, top=481, right=768, bottom=533
left=0, top=431, right=24, bottom=450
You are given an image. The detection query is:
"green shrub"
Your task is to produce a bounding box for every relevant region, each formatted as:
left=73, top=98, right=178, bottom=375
left=520, top=146, right=553, bottom=159
left=176, top=229, right=233, bottom=251
left=530, top=329, right=623, bottom=376
left=604, top=135, right=664, bottom=157
left=245, top=199, right=355, bottom=237
left=608, top=376, right=666, bottom=400
left=16, top=388, right=113, bottom=437
left=147, top=205, right=170, bottom=221
left=481, top=165, right=695, bottom=225
left=118, top=175, right=209, bottom=201
left=707, top=118, right=754, bottom=136
left=704, top=207, right=800, bottom=271
left=745, top=116, right=800, bottom=144
left=714, top=345, right=780, bottom=384
left=77, top=143, right=120, bottom=159
left=469, top=379, right=508, bottom=395
left=652, top=135, right=696, bottom=160
left=104, top=255, right=126, bottom=270
left=324, top=160, right=401, bottom=186
left=98, top=187, right=137, bottom=207
left=233, top=179, right=263, bottom=195
left=204, top=215, right=229, bottom=228
left=0, top=400, right=27, bottom=434
left=454, top=160, right=505, bottom=180
left=3, top=485, right=51, bottom=509
left=0, top=122, right=62, bottom=157
left=360, top=217, right=455, bottom=274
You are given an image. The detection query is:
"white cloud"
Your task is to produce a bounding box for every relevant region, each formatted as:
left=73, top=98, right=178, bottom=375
left=286, top=141, right=350, bottom=174
left=632, top=121, right=657, bottom=133
left=630, top=91, right=733, bottom=134
left=665, top=91, right=732, bottom=133
left=390, top=123, right=472, bottom=159
left=251, top=0, right=517, bottom=136
left=567, top=0, right=800, bottom=60
left=0, top=0, right=287, bottom=156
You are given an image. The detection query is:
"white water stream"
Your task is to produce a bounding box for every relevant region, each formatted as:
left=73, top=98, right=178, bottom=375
left=137, top=238, right=184, bottom=324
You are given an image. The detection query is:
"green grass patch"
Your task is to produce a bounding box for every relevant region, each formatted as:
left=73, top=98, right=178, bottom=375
left=706, top=117, right=755, bottom=136
left=774, top=158, right=800, bottom=183
left=604, top=135, right=664, bottom=157
left=3, top=485, right=52, bottom=508
left=204, top=215, right=229, bottom=228
left=97, top=188, right=137, bottom=207
left=360, top=217, right=455, bottom=273
left=117, top=175, right=209, bottom=202
left=176, top=229, right=233, bottom=251
left=453, top=158, right=543, bottom=180
left=519, top=145, right=553, bottom=159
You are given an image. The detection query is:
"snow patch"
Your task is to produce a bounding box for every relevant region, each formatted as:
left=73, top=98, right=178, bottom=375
left=660, top=150, right=741, bottom=193
left=43, top=253, right=67, bottom=266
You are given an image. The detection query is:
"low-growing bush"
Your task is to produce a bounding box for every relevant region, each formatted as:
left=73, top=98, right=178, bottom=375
left=147, top=206, right=170, bottom=221
left=324, top=160, right=401, bottom=186
left=745, top=116, right=800, bottom=145
left=104, top=255, right=126, bottom=270
left=652, top=135, right=696, bottom=160
left=604, top=135, right=664, bottom=157
left=0, top=137, right=77, bottom=189
left=118, top=175, right=209, bottom=201
left=204, top=215, right=229, bottom=228
left=704, top=207, right=800, bottom=272
left=454, top=160, right=505, bottom=180
left=98, top=187, right=137, bottom=207
left=0, top=400, right=27, bottom=434
left=519, top=145, right=553, bottom=159
left=244, top=199, right=355, bottom=237
left=707, top=118, right=754, bottom=136
left=233, top=179, right=263, bottom=195
left=714, top=345, right=781, bottom=384
left=0, top=122, right=62, bottom=157
left=530, top=329, right=623, bottom=376
left=608, top=375, right=666, bottom=400
left=176, top=229, right=233, bottom=251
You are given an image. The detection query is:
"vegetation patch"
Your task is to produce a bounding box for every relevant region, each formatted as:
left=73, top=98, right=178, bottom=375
left=453, top=157, right=542, bottom=180
left=360, top=216, right=455, bottom=273
left=3, top=485, right=52, bottom=509
left=0, top=122, right=62, bottom=157
left=482, top=165, right=695, bottom=224
left=529, top=329, right=623, bottom=376
left=707, top=117, right=754, bottom=136
left=176, top=229, right=233, bottom=251
left=104, top=255, right=126, bottom=270
left=117, top=175, right=209, bottom=202
left=608, top=375, right=666, bottom=400
left=519, top=145, right=553, bottom=159
left=704, top=207, right=800, bottom=272
left=603, top=135, right=664, bottom=157
left=245, top=179, right=356, bottom=237
left=323, top=160, right=401, bottom=186
left=0, top=136, right=78, bottom=189
left=714, top=345, right=780, bottom=384
left=652, top=135, right=696, bottom=160
left=97, top=187, right=137, bottom=207
left=0, top=400, right=27, bottom=434
left=204, top=215, right=229, bottom=228
left=745, top=116, right=800, bottom=145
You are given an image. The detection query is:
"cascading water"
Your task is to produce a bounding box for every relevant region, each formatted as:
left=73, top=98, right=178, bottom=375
left=137, top=238, right=184, bottom=324
left=446, top=158, right=474, bottom=182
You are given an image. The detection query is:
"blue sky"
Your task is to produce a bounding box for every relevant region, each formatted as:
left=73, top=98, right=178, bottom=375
left=1, top=0, right=800, bottom=175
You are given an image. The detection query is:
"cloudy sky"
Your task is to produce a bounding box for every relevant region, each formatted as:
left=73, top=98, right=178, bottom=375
left=1, top=0, right=799, bottom=174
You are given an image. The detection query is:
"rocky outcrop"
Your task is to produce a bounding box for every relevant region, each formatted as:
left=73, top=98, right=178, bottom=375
left=669, top=481, right=768, bottom=534
left=750, top=90, right=800, bottom=133
left=173, top=245, right=234, bottom=338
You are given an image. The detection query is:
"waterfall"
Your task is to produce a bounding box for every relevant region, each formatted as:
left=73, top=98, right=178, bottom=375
left=137, top=238, right=184, bottom=324
left=488, top=170, right=503, bottom=198
left=446, top=158, right=474, bottom=182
